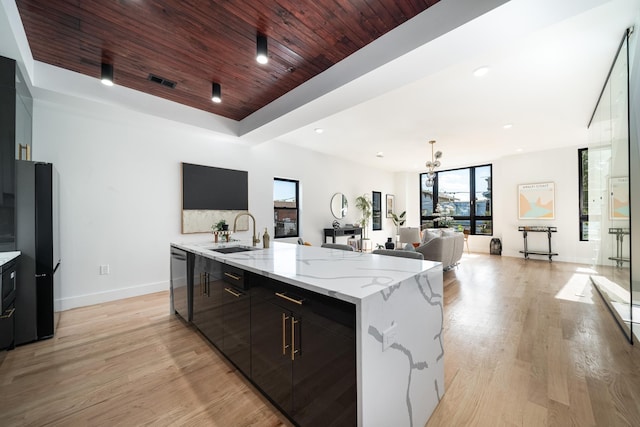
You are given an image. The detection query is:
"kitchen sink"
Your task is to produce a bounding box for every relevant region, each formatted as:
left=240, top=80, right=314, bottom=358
left=210, top=246, right=259, bottom=254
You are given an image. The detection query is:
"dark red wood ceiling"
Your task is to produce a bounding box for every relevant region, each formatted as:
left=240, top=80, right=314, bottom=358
left=16, top=0, right=439, bottom=121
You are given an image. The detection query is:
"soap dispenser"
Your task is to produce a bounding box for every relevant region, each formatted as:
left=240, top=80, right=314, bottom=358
left=263, top=227, right=270, bottom=249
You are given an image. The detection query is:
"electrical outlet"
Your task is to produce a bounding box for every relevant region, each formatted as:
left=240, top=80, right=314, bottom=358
left=382, top=323, right=397, bottom=351
left=99, top=264, right=110, bottom=275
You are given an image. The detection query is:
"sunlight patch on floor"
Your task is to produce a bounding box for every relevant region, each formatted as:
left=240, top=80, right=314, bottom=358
left=460, top=253, right=483, bottom=260
left=554, top=273, right=594, bottom=304
left=575, top=266, right=598, bottom=274
left=591, top=275, right=631, bottom=303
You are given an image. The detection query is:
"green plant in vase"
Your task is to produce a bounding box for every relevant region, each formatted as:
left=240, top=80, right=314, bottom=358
left=213, top=219, right=228, bottom=231
left=355, top=194, right=372, bottom=240
left=390, top=210, right=406, bottom=239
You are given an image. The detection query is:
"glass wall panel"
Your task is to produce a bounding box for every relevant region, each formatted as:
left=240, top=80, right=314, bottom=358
left=587, top=33, right=633, bottom=342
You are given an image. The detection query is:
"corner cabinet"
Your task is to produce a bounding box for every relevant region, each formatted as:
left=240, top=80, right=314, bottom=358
left=185, top=253, right=356, bottom=426
left=251, top=278, right=356, bottom=427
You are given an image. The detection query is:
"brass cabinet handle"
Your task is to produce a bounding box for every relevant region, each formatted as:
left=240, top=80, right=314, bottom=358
left=224, top=272, right=242, bottom=281
left=282, top=313, right=290, bottom=355
left=291, top=317, right=299, bottom=361
left=224, top=287, right=242, bottom=298
left=275, top=292, right=303, bottom=305
left=0, top=308, right=15, bottom=319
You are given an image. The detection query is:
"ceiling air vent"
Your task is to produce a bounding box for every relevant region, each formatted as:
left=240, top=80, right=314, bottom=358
left=147, top=74, right=177, bottom=89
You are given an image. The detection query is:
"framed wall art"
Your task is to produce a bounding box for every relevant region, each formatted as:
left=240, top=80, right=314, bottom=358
left=181, top=162, right=249, bottom=233
left=609, top=176, right=629, bottom=220
left=518, top=182, right=555, bottom=220
left=386, top=194, right=395, bottom=218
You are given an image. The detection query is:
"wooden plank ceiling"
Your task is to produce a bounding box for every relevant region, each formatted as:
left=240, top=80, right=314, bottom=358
left=16, top=0, right=439, bottom=121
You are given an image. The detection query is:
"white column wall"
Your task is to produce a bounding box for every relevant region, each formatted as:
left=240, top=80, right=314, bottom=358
left=496, top=146, right=593, bottom=263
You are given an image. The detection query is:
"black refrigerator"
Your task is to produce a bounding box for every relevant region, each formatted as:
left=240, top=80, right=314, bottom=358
left=14, top=160, right=60, bottom=345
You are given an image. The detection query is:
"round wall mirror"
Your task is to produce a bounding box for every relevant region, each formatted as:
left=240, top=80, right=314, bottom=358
left=330, top=193, right=348, bottom=219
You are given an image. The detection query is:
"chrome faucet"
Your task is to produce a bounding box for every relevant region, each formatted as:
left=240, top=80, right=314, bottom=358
left=233, top=212, right=260, bottom=246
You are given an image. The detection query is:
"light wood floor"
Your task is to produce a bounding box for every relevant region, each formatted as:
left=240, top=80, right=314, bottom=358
left=1, top=254, right=639, bottom=426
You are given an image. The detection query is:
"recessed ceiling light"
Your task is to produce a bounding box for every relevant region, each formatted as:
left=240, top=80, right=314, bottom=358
left=473, top=66, right=489, bottom=77
left=503, top=123, right=513, bottom=129
left=314, top=128, right=324, bottom=134
left=516, top=148, right=524, bottom=153
left=376, top=152, right=384, bottom=158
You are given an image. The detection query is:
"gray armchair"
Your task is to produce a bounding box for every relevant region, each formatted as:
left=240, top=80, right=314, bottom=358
left=414, top=231, right=464, bottom=270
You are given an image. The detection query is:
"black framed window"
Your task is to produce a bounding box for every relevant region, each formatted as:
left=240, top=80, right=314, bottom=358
left=274, top=178, right=299, bottom=238
left=578, top=148, right=588, bottom=241
left=420, top=164, right=492, bottom=235
left=372, top=191, right=382, bottom=230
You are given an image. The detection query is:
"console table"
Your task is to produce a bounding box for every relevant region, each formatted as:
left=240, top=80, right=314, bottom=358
left=608, top=228, right=630, bottom=268
left=323, top=226, right=362, bottom=244
left=518, top=226, right=558, bottom=262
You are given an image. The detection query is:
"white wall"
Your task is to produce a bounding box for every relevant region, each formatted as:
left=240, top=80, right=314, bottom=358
left=397, top=145, right=594, bottom=264
left=33, top=89, right=597, bottom=311
left=494, top=146, right=593, bottom=263
left=32, top=96, right=397, bottom=310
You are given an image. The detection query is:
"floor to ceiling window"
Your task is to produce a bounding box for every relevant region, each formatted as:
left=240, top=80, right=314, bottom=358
left=420, top=164, right=492, bottom=235
left=578, top=148, right=589, bottom=241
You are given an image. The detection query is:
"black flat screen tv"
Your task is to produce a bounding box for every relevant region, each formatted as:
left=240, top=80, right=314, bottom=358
left=182, top=162, right=248, bottom=210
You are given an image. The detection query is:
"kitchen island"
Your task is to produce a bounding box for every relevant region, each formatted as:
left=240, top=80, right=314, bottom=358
left=171, top=241, right=444, bottom=427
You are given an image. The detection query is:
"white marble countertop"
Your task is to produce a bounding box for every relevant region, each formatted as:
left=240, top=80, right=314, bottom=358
left=171, top=241, right=441, bottom=304
left=0, top=251, right=20, bottom=268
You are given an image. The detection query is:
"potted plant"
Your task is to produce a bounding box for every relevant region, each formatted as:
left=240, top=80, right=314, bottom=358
left=390, top=210, right=406, bottom=243
left=355, top=194, right=372, bottom=240
left=213, top=219, right=228, bottom=231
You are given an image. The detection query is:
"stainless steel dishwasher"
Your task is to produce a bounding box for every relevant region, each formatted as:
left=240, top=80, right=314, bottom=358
left=170, top=246, right=192, bottom=321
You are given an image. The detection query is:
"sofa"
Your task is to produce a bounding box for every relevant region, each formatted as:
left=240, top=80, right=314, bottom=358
left=414, top=229, right=464, bottom=270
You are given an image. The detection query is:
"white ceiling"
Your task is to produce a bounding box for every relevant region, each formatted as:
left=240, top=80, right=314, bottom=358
left=272, top=0, right=639, bottom=172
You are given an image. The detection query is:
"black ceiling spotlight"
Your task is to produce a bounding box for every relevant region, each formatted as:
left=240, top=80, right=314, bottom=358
left=211, top=82, right=222, bottom=103
left=256, top=34, right=268, bottom=64
left=101, top=62, right=114, bottom=86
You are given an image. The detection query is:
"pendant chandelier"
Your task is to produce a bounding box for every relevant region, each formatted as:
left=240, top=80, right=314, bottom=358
left=424, top=140, right=442, bottom=187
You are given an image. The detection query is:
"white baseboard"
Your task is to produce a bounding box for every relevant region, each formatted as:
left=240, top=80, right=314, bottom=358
left=501, top=251, right=592, bottom=265
left=56, top=280, right=169, bottom=312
